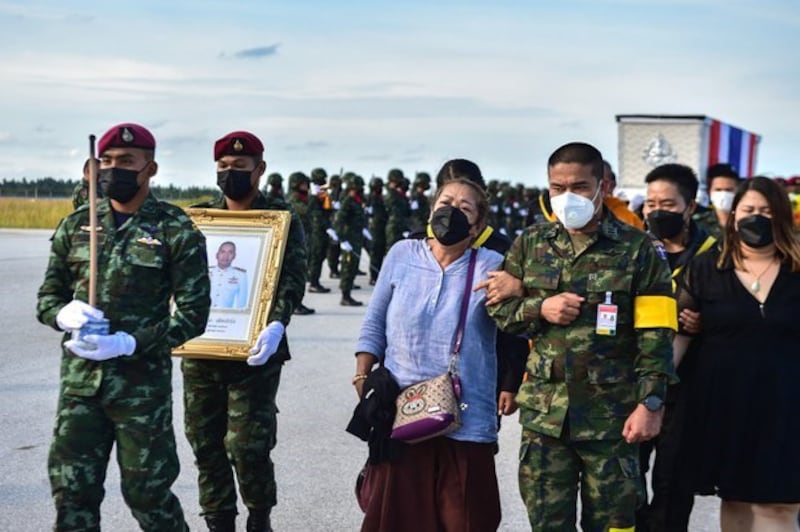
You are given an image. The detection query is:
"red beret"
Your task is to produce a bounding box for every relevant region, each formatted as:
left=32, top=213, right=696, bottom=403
left=214, top=131, right=264, bottom=161
left=97, top=123, right=156, bottom=156
left=788, top=176, right=800, bottom=186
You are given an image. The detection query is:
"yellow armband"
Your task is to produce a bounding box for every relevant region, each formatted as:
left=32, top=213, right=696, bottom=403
left=634, top=295, right=678, bottom=331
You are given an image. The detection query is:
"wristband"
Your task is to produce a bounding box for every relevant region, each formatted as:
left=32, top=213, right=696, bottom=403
left=352, top=373, right=368, bottom=386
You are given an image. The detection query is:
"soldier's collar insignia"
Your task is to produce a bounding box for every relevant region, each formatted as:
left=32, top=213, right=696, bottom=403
left=233, top=139, right=243, bottom=152
left=121, top=127, right=134, bottom=143
left=79, top=225, right=103, bottom=232
left=137, top=236, right=162, bottom=246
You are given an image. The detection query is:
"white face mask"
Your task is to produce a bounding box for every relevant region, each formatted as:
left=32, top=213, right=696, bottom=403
left=550, top=185, right=601, bottom=230
left=309, top=183, right=321, bottom=195
left=710, top=190, right=735, bottom=213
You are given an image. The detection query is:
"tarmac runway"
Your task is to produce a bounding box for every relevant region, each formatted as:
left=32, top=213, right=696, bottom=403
left=0, top=228, right=719, bottom=531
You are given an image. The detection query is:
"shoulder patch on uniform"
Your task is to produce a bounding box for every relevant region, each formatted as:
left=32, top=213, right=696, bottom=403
left=652, top=240, right=668, bottom=261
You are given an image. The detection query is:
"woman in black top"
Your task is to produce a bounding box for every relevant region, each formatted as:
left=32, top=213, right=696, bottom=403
left=677, top=177, right=800, bottom=531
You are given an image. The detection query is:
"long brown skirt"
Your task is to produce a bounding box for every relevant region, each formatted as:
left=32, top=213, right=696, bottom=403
left=361, top=437, right=501, bottom=532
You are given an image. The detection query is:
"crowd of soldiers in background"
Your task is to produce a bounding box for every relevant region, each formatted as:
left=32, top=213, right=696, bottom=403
left=265, top=167, right=559, bottom=314
left=267, top=163, right=800, bottom=315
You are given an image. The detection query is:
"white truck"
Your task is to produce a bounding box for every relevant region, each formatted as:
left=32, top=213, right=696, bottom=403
left=615, top=114, right=761, bottom=201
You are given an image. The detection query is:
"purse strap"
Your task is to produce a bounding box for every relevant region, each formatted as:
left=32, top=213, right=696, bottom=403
left=449, top=248, right=478, bottom=373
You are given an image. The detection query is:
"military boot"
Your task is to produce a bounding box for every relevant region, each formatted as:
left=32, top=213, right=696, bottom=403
left=294, top=303, right=315, bottom=315
left=246, top=509, right=273, bottom=532
left=340, top=291, right=363, bottom=306
left=307, top=281, right=331, bottom=293
left=204, top=511, right=236, bottom=532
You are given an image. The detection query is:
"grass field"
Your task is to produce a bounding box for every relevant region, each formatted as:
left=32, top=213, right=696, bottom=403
left=0, top=197, right=209, bottom=229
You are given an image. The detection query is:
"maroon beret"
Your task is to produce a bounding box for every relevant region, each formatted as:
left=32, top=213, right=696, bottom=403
left=214, top=131, right=264, bottom=161
left=97, top=123, right=156, bottom=156
left=788, top=175, right=800, bottom=186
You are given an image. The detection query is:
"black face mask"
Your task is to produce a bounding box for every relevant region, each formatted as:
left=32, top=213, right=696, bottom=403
left=430, top=205, right=472, bottom=245
left=646, top=209, right=687, bottom=240
left=737, top=214, right=774, bottom=248
left=217, top=169, right=254, bottom=201
left=98, top=167, right=143, bottom=203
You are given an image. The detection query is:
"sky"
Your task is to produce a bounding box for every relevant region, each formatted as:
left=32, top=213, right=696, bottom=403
left=0, top=0, right=798, bottom=189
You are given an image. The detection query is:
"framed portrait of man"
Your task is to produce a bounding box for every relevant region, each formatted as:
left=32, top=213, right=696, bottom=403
left=172, top=208, right=291, bottom=360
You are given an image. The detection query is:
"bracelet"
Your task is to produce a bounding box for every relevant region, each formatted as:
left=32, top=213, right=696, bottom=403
left=352, top=373, right=368, bottom=386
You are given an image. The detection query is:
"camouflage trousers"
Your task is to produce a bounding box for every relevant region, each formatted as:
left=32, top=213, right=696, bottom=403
left=367, top=236, right=386, bottom=282
left=339, top=244, right=362, bottom=292
left=182, top=358, right=282, bottom=515
left=519, top=427, right=640, bottom=532
left=48, top=388, right=186, bottom=532
left=308, top=232, right=329, bottom=284
left=327, top=239, right=341, bottom=275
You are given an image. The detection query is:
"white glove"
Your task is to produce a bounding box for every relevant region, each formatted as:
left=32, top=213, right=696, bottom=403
left=64, top=331, right=136, bottom=361
left=490, top=205, right=499, bottom=213
left=310, top=183, right=321, bottom=195
left=332, top=201, right=341, bottom=210
left=326, top=228, right=339, bottom=242
left=515, top=229, right=523, bottom=236
left=410, top=200, right=419, bottom=211
left=499, top=227, right=508, bottom=236
left=504, top=206, right=512, bottom=215
left=56, top=300, right=104, bottom=331
left=247, top=321, right=285, bottom=366
left=341, top=241, right=353, bottom=252
left=365, top=206, right=373, bottom=216
left=362, top=228, right=373, bottom=241
left=401, top=231, right=410, bottom=238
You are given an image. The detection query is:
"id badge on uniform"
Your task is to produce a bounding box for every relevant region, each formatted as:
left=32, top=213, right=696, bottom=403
left=596, top=291, right=617, bottom=336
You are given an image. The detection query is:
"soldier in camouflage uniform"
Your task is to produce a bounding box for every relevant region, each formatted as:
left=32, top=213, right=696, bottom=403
left=37, top=123, right=210, bottom=532
left=183, top=131, right=306, bottom=532
left=287, top=172, right=316, bottom=315
left=326, top=174, right=343, bottom=278
left=384, top=168, right=411, bottom=249
left=366, top=176, right=387, bottom=285
left=307, top=168, right=332, bottom=293
left=71, top=157, right=101, bottom=210
left=265, top=172, right=284, bottom=200
left=334, top=174, right=366, bottom=306
left=486, top=142, right=677, bottom=531
left=409, top=171, right=431, bottom=233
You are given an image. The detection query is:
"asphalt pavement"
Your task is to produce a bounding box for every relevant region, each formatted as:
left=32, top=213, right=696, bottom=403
left=0, top=228, right=720, bottom=531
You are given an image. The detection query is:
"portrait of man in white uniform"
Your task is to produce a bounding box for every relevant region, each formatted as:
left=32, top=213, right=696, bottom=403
left=209, top=241, right=249, bottom=309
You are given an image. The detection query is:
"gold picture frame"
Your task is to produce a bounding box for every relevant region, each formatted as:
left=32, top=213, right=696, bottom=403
left=172, top=208, right=291, bottom=360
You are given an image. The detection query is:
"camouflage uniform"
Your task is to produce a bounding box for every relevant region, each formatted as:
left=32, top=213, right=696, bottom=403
left=691, top=206, right=723, bottom=241
left=265, top=173, right=284, bottom=200
left=488, top=210, right=676, bottom=532
left=333, top=176, right=366, bottom=304
left=326, top=175, right=343, bottom=277
left=366, top=177, right=387, bottom=284
left=182, top=191, right=306, bottom=523
left=307, top=168, right=332, bottom=290
left=384, top=171, right=410, bottom=249
left=409, top=172, right=431, bottom=234
left=37, top=193, right=210, bottom=532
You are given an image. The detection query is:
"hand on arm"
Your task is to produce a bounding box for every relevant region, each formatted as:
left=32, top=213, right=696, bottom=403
left=678, top=309, right=702, bottom=334
left=474, top=270, right=524, bottom=305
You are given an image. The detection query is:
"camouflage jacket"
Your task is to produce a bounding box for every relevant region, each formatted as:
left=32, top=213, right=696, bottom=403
left=692, top=206, right=723, bottom=241
left=488, top=211, right=677, bottom=441
left=333, top=193, right=366, bottom=248
left=410, top=191, right=430, bottom=233
left=366, top=193, right=387, bottom=242
left=37, top=193, right=211, bottom=397
left=288, top=191, right=313, bottom=238
left=191, top=193, right=307, bottom=362
left=384, top=188, right=411, bottom=245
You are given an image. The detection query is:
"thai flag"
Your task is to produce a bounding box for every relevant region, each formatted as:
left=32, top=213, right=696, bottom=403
left=708, top=119, right=761, bottom=177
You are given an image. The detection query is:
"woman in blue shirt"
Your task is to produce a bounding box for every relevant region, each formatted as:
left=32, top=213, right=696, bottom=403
left=353, top=177, right=504, bottom=532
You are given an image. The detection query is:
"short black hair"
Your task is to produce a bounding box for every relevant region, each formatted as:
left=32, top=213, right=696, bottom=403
left=435, top=158, right=486, bottom=190
left=706, top=163, right=740, bottom=188
left=548, top=142, right=604, bottom=181
left=644, top=163, right=698, bottom=205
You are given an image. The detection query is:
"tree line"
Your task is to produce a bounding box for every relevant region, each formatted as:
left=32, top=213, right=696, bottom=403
left=0, top=178, right=218, bottom=200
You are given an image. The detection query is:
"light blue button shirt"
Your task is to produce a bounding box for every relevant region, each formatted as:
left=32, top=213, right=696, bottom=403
left=356, top=239, right=503, bottom=443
